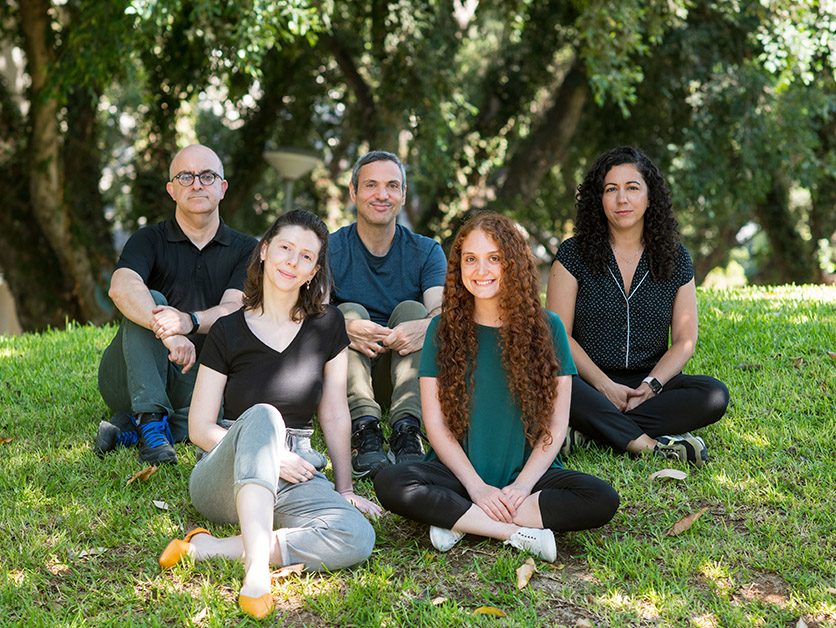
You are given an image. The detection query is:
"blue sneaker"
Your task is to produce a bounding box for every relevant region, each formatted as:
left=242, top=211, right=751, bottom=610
left=137, top=413, right=178, bottom=464
left=94, top=412, right=139, bottom=456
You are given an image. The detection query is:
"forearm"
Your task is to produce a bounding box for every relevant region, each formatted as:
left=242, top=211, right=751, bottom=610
left=109, top=270, right=157, bottom=330
left=647, top=340, right=695, bottom=386
left=320, top=411, right=354, bottom=494
left=192, top=289, right=245, bottom=333
left=428, top=429, right=485, bottom=494
left=569, top=337, right=612, bottom=391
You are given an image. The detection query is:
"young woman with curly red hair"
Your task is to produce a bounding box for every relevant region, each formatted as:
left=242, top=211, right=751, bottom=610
left=374, top=213, right=619, bottom=561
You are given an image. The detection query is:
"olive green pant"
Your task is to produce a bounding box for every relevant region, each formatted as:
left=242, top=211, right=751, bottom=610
left=338, top=301, right=426, bottom=427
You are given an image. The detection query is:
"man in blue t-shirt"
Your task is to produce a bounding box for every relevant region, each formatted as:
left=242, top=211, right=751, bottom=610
left=329, top=151, right=446, bottom=478
left=94, top=144, right=255, bottom=465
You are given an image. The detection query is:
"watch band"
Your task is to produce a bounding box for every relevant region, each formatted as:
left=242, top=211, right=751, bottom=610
left=188, top=311, right=200, bottom=334
left=642, top=376, right=663, bottom=394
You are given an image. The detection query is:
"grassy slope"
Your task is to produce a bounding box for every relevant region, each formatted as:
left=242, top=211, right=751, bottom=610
left=0, top=285, right=834, bottom=628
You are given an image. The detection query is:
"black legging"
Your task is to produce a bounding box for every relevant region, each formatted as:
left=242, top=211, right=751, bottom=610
left=374, top=460, right=619, bottom=531
left=569, top=372, right=729, bottom=452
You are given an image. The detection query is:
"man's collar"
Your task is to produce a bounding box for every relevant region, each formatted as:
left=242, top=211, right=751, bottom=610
left=166, top=215, right=230, bottom=245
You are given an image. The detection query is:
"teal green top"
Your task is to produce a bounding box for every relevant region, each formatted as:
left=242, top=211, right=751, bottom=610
left=418, top=310, right=577, bottom=488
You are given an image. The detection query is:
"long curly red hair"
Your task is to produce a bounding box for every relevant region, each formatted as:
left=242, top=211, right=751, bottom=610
left=435, top=212, right=560, bottom=448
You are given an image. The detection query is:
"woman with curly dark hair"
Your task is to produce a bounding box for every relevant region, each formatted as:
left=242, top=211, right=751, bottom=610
left=547, top=146, right=729, bottom=465
left=374, top=212, right=619, bottom=561
left=157, top=210, right=380, bottom=618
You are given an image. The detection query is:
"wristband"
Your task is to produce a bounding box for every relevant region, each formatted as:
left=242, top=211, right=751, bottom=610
left=188, top=311, right=200, bottom=334
left=642, top=376, right=663, bottom=394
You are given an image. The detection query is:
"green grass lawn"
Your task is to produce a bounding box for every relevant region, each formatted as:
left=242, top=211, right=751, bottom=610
left=1, top=285, right=835, bottom=627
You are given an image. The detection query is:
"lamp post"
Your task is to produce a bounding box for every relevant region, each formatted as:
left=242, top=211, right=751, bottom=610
left=263, top=147, right=320, bottom=213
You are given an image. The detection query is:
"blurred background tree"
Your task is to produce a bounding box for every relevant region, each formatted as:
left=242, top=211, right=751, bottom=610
left=2, top=0, right=835, bottom=331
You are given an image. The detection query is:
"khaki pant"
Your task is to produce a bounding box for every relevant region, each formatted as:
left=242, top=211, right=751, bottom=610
left=338, top=301, right=426, bottom=427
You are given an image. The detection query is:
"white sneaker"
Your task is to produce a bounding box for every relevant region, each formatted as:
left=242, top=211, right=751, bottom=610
left=504, top=527, right=557, bottom=562
left=429, top=526, right=465, bottom=552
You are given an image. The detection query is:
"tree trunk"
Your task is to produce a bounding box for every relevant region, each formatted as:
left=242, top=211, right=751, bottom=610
left=752, top=172, right=817, bottom=284
left=19, top=0, right=110, bottom=327
left=494, top=61, right=588, bottom=211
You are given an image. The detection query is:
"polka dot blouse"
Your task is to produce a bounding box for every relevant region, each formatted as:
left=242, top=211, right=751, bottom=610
left=554, top=237, right=694, bottom=374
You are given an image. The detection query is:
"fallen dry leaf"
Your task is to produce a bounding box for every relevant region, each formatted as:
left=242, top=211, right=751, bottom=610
left=126, top=465, right=158, bottom=486
left=191, top=607, right=209, bottom=624
left=649, top=469, right=688, bottom=482
left=473, top=606, right=506, bottom=617
left=735, top=363, right=762, bottom=371
left=77, top=547, right=106, bottom=559
left=796, top=618, right=808, bottom=628
left=272, top=563, right=304, bottom=580
left=825, top=587, right=836, bottom=595
left=790, top=356, right=803, bottom=368
left=0, top=436, right=12, bottom=444
left=431, top=597, right=447, bottom=606
left=576, top=619, right=594, bottom=628
left=548, top=563, right=565, bottom=571
left=152, top=500, right=170, bottom=510
left=667, top=506, right=710, bottom=536
left=827, top=351, right=836, bottom=361
left=516, top=558, right=536, bottom=590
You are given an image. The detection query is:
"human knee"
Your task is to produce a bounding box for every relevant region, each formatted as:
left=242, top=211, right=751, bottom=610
left=389, top=300, right=427, bottom=326
left=705, top=378, right=730, bottom=420
left=315, top=510, right=376, bottom=570
left=338, top=302, right=371, bottom=322
left=149, top=290, right=168, bottom=307
left=373, top=464, right=411, bottom=511
left=236, top=404, right=287, bottom=444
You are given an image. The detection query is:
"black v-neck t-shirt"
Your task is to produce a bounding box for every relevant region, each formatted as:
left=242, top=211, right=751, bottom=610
left=199, top=306, right=349, bottom=428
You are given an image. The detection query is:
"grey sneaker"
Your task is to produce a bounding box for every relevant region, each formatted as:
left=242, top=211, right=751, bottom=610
left=654, top=434, right=708, bottom=467
left=429, top=526, right=465, bottom=552
left=560, top=426, right=590, bottom=458
left=504, top=527, right=557, bottom=562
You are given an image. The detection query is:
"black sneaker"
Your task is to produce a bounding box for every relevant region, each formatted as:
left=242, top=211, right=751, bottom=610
left=94, top=411, right=139, bottom=456
left=388, top=421, right=426, bottom=465
left=351, top=419, right=388, bottom=478
left=137, top=412, right=178, bottom=464
left=654, top=433, right=708, bottom=467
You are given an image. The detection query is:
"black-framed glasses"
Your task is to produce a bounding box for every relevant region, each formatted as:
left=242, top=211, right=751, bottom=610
left=172, top=171, right=222, bottom=186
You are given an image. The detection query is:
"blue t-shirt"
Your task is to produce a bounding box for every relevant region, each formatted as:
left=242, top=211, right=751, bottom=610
left=329, top=223, right=447, bottom=325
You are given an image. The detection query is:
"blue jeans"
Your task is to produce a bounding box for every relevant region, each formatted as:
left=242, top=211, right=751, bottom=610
left=188, top=404, right=376, bottom=571
left=98, top=290, right=197, bottom=441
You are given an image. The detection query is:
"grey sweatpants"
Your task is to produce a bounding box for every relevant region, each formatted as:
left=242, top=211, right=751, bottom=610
left=188, top=403, right=376, bottom=571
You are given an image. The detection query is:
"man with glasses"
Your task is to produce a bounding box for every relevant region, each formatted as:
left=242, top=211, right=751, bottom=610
left=95, top=144, right=256, bottom=464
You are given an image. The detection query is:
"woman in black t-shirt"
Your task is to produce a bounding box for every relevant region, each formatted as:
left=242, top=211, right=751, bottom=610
left=546, top=146, right=729, bottom=466
left=158, top=210, right=380, bottom=619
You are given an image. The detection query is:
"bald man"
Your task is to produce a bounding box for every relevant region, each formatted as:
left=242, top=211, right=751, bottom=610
left=95, top=144, right=256, bottom=464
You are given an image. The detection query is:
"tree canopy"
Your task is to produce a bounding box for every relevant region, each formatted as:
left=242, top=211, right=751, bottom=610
left=2, top=0, right=835, bottom=331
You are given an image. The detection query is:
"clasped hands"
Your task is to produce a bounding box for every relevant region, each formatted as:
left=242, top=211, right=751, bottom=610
left=468, top=481, right=532, bottom=523
left=346, top=318, right=425, bottom=357
left=600, top=380, right=656, bottom=412
left=150, top=305, right=196, bottom=373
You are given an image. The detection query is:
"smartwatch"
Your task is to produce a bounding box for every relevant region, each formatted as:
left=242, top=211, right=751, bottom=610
left=188, top=311, right=200, bottom=334
left=642, top=376, right=663, bottom=394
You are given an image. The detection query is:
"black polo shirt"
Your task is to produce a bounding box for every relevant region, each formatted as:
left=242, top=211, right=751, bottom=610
left=115, top=216, right=256, bottom=353
left=555, top=237, right=693, bottom=374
